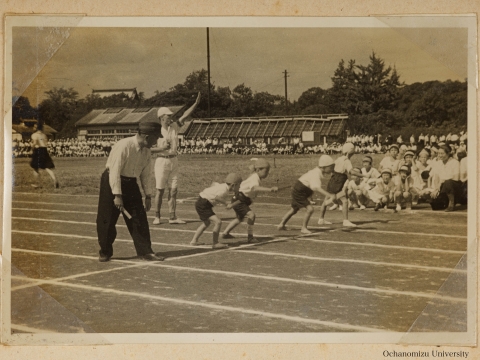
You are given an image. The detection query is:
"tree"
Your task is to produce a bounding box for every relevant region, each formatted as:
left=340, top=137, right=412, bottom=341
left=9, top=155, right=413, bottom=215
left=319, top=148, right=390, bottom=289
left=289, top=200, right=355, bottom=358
left=12, top=96, right=37, bottom=124
left=38, top=87, right=79, bottom=134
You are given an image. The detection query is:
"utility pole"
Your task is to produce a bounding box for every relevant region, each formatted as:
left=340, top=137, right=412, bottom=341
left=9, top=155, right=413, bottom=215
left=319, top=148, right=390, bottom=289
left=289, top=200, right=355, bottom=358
left=207, top=28, right=211, bottom=118
left=283, top=70, right=289, bottom=114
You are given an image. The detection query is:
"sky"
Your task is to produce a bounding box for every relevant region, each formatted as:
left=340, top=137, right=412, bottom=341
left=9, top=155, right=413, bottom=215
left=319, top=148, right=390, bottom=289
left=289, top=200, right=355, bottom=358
left=12, top=24, right=468, bottom=107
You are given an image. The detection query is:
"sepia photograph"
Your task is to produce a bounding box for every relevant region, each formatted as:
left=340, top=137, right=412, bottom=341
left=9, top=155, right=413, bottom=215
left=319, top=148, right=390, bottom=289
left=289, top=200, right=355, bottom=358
left=2, top=15, right=477, bottom=347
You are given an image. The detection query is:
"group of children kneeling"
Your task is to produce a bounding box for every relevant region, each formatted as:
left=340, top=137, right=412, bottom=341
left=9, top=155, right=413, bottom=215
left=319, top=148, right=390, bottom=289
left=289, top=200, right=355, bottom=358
left=191, top=142, right=423, bottom=249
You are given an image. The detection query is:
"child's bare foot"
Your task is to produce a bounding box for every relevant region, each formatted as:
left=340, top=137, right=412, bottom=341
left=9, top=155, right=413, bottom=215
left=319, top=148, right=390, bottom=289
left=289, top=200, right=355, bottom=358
left=317, top=219, right=332, bottom=225
left=190, top=241, right=206, bottom=246
left=300, top=228, right=312, bottom=234
left=277, top=224, right=287, bottom=230
left=212, top=243, right=228, bottom=249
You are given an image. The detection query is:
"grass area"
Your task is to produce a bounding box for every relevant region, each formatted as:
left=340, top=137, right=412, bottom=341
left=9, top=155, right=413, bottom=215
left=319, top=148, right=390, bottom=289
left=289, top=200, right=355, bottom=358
left=12, top=154, right=386, bottom=199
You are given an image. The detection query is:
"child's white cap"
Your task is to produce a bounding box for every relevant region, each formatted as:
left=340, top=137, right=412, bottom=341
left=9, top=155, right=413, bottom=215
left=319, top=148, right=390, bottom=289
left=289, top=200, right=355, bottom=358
left=318, top=155, right=334, bottom=167
left=342, top=142, right=355, bottom=154
left=225, top=173, right=242, bottom=184
left=381, top=168, right=393, bottom=176
left=253, top=158, right=270, bottom=169
left=399, top=165, right=410, bottom=174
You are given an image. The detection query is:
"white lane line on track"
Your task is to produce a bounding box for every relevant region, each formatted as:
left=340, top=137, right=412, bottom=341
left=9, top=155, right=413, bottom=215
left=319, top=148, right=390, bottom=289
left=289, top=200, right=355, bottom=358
left=8, top=275, right=386, bottom=333
left=12, top=193, right=469, bottom=216
left=11, top=208, right=468, bottom=239
left=12, top=229, right=465, bottom=272
left=11, top=263, right=148, bottom=291
left=292, top=237, right=466, bottom=255
left=11, top=248, right=467, bottom=303
left=232, top=249, right=466, bottom=273
left=10, top=216, right=275, bottom=240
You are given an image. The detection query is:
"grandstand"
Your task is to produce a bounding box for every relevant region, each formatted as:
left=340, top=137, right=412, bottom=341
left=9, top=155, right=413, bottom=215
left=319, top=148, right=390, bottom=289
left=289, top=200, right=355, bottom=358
left=183, top=114, right=349, bottom=144
left=75, top=106, right=188, bottom=140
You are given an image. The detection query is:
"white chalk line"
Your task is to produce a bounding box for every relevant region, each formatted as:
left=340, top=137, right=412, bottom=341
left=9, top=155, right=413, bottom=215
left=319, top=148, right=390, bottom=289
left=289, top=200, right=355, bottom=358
left=10, top=248, right=467, bottom=303
left=11, top=193, right=469, bottom=216
left=11, top=263, right=148, bottom=291
left=291, top=236, right=466, bottom=255
left=11, top=207, right=467, bottom=240
left=232, top=249, right=466, bottom=274
left=8, top=274, right=386, bottom=333
left=11, top=214, right=467, bottom=264
left=13, top=228, right=464, bottom=274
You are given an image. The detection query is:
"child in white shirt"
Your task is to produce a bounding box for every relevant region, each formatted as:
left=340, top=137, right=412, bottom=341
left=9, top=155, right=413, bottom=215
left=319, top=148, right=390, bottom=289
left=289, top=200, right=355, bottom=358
left=277, top=155, right=335, bottom=234
left=191, top=173, right=242, bottom=249
left=222, top=159, right=278, bottom=243
left=368, top=168, right=396, bottom=211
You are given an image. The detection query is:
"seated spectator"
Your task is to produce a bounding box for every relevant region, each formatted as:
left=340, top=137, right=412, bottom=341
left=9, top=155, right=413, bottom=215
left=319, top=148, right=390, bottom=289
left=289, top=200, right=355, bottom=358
left=430, top=145, right=465, bottom=211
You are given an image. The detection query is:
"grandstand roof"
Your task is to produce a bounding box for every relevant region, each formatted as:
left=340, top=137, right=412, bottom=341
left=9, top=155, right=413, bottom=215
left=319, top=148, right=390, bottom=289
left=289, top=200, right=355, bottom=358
left=75, top=106, right=186, bottom=127
left=183, top=114, right=348, bottom=139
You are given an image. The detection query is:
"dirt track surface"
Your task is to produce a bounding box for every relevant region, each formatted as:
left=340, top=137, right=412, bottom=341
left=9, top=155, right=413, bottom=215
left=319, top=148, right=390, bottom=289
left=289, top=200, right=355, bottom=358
left=8, top=188, right=468, bottom=335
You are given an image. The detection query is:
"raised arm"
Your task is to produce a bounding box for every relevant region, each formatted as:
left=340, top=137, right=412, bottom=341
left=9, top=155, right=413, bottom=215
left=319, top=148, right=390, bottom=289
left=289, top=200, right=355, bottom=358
left=176, top=92, right=201, bottom=127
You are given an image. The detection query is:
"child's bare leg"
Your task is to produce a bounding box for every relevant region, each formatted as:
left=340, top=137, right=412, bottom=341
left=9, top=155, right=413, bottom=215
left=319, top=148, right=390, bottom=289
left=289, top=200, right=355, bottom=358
left=318, top=196, right=333, bottom=225
left=278, top=207, right=297, bottom=229
left=245, top=211, right=258, bottom=243
left=222, top=218, right=241, bottom=236
left=45, top=168, right=58, bottom=187
left=301, top=205, right=314, bottom=234
left=210, top=215, right=227, bottom=248
left=191, top=220, right=210, bottom=245
left=340, top=196, right=356, bottom=227
left=32, top=170, right=40, bottom=188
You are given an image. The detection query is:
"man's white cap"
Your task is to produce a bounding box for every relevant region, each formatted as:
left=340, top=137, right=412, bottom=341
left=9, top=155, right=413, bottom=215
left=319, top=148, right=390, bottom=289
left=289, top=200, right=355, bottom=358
left=157, top=107, right=173, bottom=117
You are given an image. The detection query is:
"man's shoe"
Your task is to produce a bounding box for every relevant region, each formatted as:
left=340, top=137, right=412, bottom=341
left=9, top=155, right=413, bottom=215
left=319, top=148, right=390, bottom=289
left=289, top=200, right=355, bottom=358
left=169, top=218, right=186, bottom=224
left=374, top=203, right=381, bottom=211
left=153, top=217, right=161, bottom=225
left=143, top=253, right=165, bottom=261
left=221, top=233, right=235, bottom=239
left=99, top=254, right=111, bottom=262
left=247, top=237, right=259, bottom=244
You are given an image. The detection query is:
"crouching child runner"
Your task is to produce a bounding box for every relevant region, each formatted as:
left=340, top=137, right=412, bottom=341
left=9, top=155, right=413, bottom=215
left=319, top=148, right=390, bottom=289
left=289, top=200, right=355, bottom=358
left=277, top=155, right=336, bottom=234
left=191, top=173, right=243, bottom=249
left=222, top=158, right=278, bottom=243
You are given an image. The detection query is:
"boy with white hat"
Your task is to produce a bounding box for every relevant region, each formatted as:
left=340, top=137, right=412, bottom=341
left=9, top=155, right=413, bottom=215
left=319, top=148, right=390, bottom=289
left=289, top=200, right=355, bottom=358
left=191, top=173, right=243, bottom=249
left=318, top=142, right=366, bottom=227
left=222, top=158, right=278, bottom=243
left=277, top=155, right=336, bottom=234
left=368, top=168, right=396, bottom=211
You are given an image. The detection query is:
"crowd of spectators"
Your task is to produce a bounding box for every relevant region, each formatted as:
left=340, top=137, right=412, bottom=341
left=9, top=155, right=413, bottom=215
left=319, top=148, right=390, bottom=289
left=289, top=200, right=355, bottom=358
left=12, top=137, right=116, bottom=158
left=13, top=131, right=468, bottom=159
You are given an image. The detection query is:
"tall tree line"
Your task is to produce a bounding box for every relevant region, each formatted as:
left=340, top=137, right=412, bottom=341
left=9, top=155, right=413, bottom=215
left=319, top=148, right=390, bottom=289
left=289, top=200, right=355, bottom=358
left=13, top=52, right=467, bottom=138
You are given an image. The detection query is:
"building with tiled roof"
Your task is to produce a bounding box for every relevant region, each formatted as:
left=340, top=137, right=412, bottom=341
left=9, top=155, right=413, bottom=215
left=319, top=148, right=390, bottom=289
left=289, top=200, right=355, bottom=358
left=75, top=106, right=189, bottom=140
left=183, top=114, right=349, bottom=145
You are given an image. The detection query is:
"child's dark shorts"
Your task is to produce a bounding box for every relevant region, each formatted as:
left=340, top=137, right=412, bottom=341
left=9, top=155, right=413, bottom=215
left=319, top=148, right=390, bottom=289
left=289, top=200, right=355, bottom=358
left=291, top=180, right=314, bottom=213
left=195, top=197, right=215, bottom=221
left=327, top=171, right=348, bottom=194
left=232, top=192, right=252, bottom=220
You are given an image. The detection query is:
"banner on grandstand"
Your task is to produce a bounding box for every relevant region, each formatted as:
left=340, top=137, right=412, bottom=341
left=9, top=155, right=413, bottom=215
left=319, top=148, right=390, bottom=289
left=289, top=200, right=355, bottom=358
left=302, top=131, right=314, bottom=142
left=302, top=131, right=321, bottom=144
